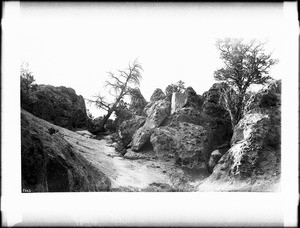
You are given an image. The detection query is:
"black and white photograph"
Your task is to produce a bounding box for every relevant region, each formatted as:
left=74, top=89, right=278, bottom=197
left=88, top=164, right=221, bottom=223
left=1, top=1, right=298, bottom=226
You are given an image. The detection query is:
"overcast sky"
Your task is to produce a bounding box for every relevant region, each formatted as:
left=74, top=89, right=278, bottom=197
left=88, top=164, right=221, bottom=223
left=20, top=2, right=284, bottom=117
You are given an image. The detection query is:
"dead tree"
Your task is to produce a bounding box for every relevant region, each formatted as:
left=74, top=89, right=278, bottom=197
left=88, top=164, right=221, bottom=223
left=88, top=59, right=143, bottom=133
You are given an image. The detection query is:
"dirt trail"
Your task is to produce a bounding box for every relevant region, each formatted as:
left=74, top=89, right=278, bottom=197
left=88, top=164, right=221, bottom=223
left=60, top=128, right=209, bottom=191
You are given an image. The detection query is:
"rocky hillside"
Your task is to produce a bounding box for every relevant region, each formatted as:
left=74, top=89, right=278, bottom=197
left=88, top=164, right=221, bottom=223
left=21, top=84, right=88, bottom=130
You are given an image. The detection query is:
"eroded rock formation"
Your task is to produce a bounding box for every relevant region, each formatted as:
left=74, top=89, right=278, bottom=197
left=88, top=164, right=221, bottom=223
left=129, top=88, right=148, bottom=116
left=150, top=88, right=166, bottom=102
left=21, top=84, right=88, bottom=130
left=21, top=109, right=110, bottom=192
left=150, top=122, right=209, bottom=170
left=198, top=80, right=281, bottom=191
left=131, top=99, right=171, bottom=151
left=171, top=92, right=187, bottom=114
left=118, top=115, right=146, bottom=148
left=202, top=83, right=233, bottom=152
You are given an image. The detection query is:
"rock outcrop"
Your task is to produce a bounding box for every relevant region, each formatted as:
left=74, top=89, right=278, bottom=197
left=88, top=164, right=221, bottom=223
left=184, top=86, right=203, bottom=108
left=171, top=92, right=187, bottom=114
left=21, top=84, right=88, bottom=130
left=150, top=88, right=166, bottom=102
left=131, top=99, right=171, bottom=151
left=202, top=83, right=233, bottom=152
left=129, top=88, right=147, bottom=116
left=21, top=109, right=110, bottom=192
left=166, top=86, right=205, bottom=126
left=150, top=122, right=209, bottom=170
left=198, top=81, right=281, bottom=191
left=118, top=115, right=146, bottom=148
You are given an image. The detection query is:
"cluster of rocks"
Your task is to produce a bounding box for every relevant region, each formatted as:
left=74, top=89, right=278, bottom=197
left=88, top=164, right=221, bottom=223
left=117, top=85, right=232, bottom=172
left=21, top=84, right=88, bottom=130
left=116, top=79, right=281, bottom=190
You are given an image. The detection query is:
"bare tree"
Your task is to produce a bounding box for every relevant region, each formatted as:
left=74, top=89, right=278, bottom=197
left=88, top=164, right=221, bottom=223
left=214, top=38, right=278, bottom=128
left=88, top=59, right=143, bottom=133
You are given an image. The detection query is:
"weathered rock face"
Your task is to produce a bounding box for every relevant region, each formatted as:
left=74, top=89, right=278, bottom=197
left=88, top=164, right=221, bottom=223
left=198, top=81, right=281, bottom=191
left=202, top=83, right=233, bottom=152
left=244, top=80, right=281, bottom=115
left=165, top=107, right=207, bottom=126
left=21, top=85, right=88, bottom=130
left=118, top=115, right=146, bottom=148
left=150, top=122, right=209, bottom=169
left=171, top=92, right=187, bottom=114
left=131, top=99, right=171, bottom=151
left=129, top=88, right=148, bottom=116
left=150, top=88, right=166, bottom=102
left=21, top=109, right=111, bottom=192
left=184, top=86, right=203, bottom=109
left=166, top=86, right=205, bottom=126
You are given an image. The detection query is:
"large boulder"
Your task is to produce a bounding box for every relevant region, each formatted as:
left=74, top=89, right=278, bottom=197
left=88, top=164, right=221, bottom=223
left=21, top=109, right=111, bottom=192
left=131, top=99, right=171, bottom=151
left=142, top=88, right=166, bottom=116
left=166, top=86, right=205, bottom=126
left=118, top=115, right=146, bottom=148
left=202, top=83, right=233, bottom=152
left=184, top=86, right=203, bottom=109
left=21, top=84, right=88, bottom=130
left=150, top=122, right=209, bottom=170
left=129, top=88, right=148, bottom=116
left=171, top=92, right=188, bottom=114
left=198, top=81, right=281, bottom=191
left=150, top=88, right=166, bottom=102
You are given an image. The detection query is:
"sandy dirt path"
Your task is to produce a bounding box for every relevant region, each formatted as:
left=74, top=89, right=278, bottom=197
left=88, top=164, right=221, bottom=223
left=60, top=129, right=206, bottom=191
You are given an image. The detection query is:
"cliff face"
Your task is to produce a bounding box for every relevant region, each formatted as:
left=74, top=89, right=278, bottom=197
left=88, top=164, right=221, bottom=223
left=198, top=81, right=281, bottom=191
left=21, top=84, right=88, bottom=130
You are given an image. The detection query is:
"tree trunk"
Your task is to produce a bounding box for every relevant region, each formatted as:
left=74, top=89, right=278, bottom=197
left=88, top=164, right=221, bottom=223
left=99, top=109, right=114, bottom=133
left=235, top=94, right=245, bottom=126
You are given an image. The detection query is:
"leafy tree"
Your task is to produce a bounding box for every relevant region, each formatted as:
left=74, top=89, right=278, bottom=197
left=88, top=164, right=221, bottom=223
left=88, top=59, right=143, bottom=133
left=214, top=38, right=278, bottom=128
left=165, top=80, right=186, bottom=100
left=20, top=63, right=36, bottom=96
